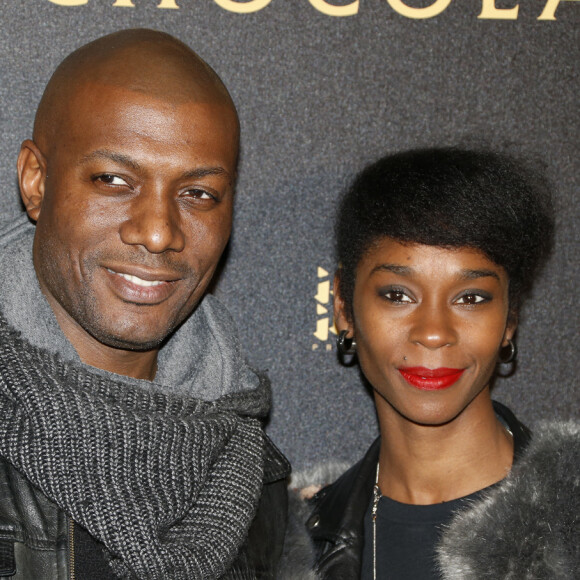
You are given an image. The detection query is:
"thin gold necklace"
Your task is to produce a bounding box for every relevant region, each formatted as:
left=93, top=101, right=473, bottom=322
left=372, top=462, right=381, bottom=580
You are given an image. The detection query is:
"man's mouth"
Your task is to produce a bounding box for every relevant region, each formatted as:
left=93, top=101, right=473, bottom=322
left=109, top=270, right=165, bottom=287
left=104, top=267, right=180, bottom=304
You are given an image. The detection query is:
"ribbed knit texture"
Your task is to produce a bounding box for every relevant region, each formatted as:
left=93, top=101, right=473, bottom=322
left=0, top=310, right=268, bottom=579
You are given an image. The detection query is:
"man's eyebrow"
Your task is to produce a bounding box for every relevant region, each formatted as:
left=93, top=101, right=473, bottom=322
left=181, top=167, right=230, bottom=180
left=459, top=269, right=501, bottom=282
left=79, top=150, right=231, bottom=180
left=80, top=149, right=142, bottom=171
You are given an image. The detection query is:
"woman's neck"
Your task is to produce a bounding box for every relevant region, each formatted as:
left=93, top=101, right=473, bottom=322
left=375, top=391, right=513, bottom=505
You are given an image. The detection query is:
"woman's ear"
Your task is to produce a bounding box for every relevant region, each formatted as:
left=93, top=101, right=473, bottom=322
left=333, top=271, right=354, bottom=337
left=17, top=140, right=47, bottom=223
left=502, top=315, right=518, bottom=347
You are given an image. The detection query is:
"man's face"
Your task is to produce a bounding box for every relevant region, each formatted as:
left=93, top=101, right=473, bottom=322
left=23, top=83, right=238, bottom=352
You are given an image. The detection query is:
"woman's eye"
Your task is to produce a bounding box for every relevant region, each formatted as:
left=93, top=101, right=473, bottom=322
left=95, top=174, right=128, bottom=186
left=382, top=290, right=412, bottom=303
left=456, top=293, right=487, bottom=305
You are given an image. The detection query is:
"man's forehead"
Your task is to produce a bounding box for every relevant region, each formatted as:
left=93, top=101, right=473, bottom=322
left=43, top=80, right=240, bottom=182
left=81, top=52, right=224, bottom=100
left=68, top=78, right=229, bottom=116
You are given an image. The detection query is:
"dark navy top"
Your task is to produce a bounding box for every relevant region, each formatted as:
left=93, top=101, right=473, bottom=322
left=361, top=487, right=490, bottom=580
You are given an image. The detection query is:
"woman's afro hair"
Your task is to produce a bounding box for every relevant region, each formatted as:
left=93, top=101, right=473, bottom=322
left=336, top=147, right=554, bottom=321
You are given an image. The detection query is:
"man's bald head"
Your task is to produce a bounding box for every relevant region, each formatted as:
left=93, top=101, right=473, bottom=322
left=34, top=28, right=238, bottom=152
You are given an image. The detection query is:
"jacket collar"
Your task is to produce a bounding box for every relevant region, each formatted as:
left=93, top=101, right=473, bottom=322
left=307, top=437, right=378, bottom=544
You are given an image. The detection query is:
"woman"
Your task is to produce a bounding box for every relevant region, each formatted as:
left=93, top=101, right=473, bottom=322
left=288, top=148, right=578, bottom=579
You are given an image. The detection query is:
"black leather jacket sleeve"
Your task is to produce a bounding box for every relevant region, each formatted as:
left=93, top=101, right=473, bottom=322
left=0, top=460, right=70, bottom=579
left=246, top=435, right=291, bottom=579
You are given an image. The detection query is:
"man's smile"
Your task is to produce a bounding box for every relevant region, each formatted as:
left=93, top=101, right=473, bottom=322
left=104, top=266, right=183, bottom=305
left=107, top=269, right=169, bottom=287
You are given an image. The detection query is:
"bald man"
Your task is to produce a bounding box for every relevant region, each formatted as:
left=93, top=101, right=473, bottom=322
left=0, top=29, right=289, bottom=579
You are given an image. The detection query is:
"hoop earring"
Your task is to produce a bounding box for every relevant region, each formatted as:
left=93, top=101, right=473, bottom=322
left=499, top=339, right=517, bottom=364
left=336, top=330, right=356, bottom=356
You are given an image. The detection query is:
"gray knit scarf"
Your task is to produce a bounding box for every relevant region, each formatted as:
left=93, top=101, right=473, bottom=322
left=0, top=308, right=268, bottom=579
left=0, top=216, right=269, bottom=579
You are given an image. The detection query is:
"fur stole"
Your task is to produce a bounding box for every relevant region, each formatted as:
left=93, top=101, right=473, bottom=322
left=437, top=420, right=579, bottom=579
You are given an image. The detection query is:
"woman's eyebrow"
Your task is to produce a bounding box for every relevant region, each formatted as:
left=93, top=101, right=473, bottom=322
left=459, top=269, right=500, bottom=281
left=370, top=264, right=412, bottom=276
left=369, top=265, right=501, bottom=282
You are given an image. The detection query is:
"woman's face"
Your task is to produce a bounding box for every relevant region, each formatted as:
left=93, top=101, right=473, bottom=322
left=335, top=238, right=516, bottom=427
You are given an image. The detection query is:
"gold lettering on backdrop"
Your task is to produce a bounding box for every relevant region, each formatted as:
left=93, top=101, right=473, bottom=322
left=47, top=0, right=88, bottom=5
left=538, top=0, right=578, bottom=20
left=309, top=0, right=359, bottom=16
left=47, top=0, right=576, bottom=20
left=478, top=0, right=518, bottom=19
left=386, top=0, right=452, bottom=19
left=112, top=0, right=179, bottom=6
left=314, top=280, right=330, bottom=305
left=213, top=0, right=272, bottom=13
left=313, top=267, right=336, bottom=351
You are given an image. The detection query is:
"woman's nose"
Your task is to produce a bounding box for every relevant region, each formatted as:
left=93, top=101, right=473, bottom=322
left=408, top=303, right=458, bottom=349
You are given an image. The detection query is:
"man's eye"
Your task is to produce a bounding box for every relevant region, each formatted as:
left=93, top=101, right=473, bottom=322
left=456, top=293, right=487, bottom=305
left=95, top=174, right=128, bottom=186
left=185, top=189, right=215, bottom=200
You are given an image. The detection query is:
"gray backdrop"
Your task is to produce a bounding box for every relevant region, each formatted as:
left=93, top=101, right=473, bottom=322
left=1, top=0, right=578, bottom=471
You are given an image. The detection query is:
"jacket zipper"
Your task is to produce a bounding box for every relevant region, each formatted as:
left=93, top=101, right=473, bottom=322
left=68, top=518, right=76, bottom=580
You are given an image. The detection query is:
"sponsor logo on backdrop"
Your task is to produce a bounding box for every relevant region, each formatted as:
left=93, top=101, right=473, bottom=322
left=313, top=267, right=336, bottom=352
left=46, top=0, right=576, bottom=21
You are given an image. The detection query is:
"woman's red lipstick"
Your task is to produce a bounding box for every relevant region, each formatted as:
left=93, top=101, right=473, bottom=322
left=398, top=367, right=464, bottom=390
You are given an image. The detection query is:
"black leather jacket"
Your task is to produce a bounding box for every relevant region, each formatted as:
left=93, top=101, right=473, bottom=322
left=0, top=435, right=290, bottom=580
left=306, top=402, right=531, bottom=579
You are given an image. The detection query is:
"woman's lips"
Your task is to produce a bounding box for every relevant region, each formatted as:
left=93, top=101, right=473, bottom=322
left=398, top=367, right=465, bottom=390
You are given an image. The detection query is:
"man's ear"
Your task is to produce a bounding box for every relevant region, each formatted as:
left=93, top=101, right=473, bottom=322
left=333, top=271, right=354, bottom=337
left=17, top=140, right=47, bottom=222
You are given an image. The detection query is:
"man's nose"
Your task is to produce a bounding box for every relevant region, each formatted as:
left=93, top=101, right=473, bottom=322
left=408, top=303, right=458, bottom=350
left=119, top=189, right=185, bottom=254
